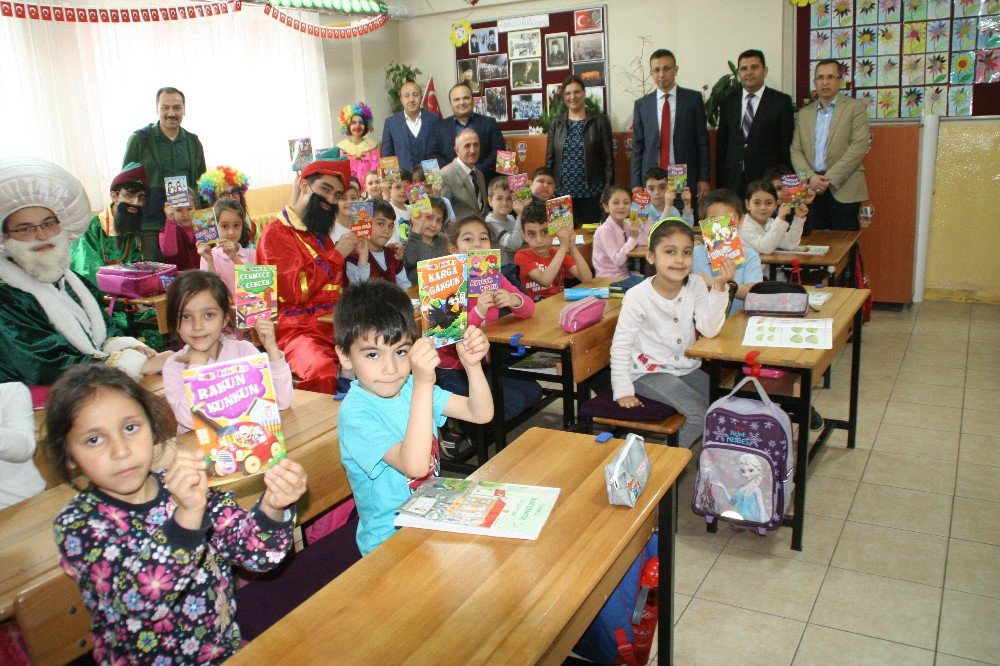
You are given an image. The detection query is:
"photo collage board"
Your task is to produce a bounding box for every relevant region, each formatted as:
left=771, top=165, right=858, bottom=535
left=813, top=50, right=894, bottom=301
left=455, top=6, right=609, bottom=131
left=797, top=0, right=999, bottom=119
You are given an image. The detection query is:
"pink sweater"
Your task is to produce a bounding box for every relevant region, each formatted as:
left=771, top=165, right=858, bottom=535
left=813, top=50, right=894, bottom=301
left=199, top=244, right=256, bottom=296
left=162, top=336, right=295, bottom=433
left=592, top=216, right=637, bottom=279
left=437, top=275, right=534, bottom=370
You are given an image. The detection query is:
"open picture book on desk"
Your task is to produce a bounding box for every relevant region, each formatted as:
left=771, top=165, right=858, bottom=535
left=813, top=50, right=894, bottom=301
left=742, top=316, right=833, bottom=350
left=395, top=477, right=560, bottom=540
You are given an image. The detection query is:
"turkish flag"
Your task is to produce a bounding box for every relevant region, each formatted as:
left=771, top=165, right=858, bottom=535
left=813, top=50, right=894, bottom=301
left=1, top=2, right=12, bottom=17
left=110, top=9, right=120, bottom=22
left=422, top=77, right=443, bottom=117
left=68, top=8, right=79, bottom=21
left=131, top=9, right=140, bottom=21
left=53, top=6, right=64, bottom=20
left=168, top=7, right=177, bottom=19
left=211, top=4, right=220, bottom=15
left=88, top=8, right=99, bottom=21
left=221, top=3, right=228, bottom=14
left=179, top=7, right=189, bottom=18
left=121, top=9, right=130, bottom=22
left=141, top=8, right=149, bottom=21
left=40, top=6, right=52, bottom=20
left=263, top=3, right=271, bottom=14
left=27, top=4, right=37, bottom=19
left=293, top=18, right=299, bottom=30
left=99, top=9, right=109, bottom=22
left=196, top=5, right=204, bottom=17
left=235, top=0, right=241, bottom=10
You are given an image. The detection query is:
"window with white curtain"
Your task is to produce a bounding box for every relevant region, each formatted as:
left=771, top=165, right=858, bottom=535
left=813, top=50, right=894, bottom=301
left=0, top=5, right=333, bottom=209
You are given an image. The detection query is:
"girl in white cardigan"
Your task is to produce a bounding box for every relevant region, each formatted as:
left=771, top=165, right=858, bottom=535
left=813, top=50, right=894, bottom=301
left=741, top=180, right=808, bottom=255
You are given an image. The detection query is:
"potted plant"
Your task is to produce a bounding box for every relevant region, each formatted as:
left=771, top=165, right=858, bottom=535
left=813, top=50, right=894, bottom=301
left=385, top=62, right=423, bottom=114
left=703, top=61, right=742, bottom=128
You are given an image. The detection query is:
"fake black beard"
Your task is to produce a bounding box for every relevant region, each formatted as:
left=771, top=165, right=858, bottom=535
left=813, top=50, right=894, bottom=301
left=303, top=193, right=337, bottom=237
left=114, top=201, right=144, bottom=242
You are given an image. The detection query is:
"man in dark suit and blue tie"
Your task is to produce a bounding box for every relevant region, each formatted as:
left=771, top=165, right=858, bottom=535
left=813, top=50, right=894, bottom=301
left=381, top=80, right=440, bottom=171
left=716, top=50, right=794, bottom=197
left=630, top=49, right=710, bottom=212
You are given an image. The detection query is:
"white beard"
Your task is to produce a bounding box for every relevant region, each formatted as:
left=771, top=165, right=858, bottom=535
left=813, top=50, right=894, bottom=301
left=4, top=230, right=71, bottom=283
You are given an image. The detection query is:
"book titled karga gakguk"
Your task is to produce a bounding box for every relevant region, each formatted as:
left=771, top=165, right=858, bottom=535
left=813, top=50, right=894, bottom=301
left=417, top=254, right=468, bottom=348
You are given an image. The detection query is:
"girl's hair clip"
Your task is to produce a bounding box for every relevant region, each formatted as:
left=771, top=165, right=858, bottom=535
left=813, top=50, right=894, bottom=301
left=647, top=216, right=687, bottom=246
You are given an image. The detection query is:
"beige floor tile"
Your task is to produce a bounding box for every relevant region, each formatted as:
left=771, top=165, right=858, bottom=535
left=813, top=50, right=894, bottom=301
left=820, top=419, right=879, bottom=450
left=937, top=590, right=1000, bottom=664
left=848, top=483, right=953, bottom=537
left=873, top=424, right=960, bottom=461
left=896, top=365, right=967, bottom=388
left=907, top=333, right=968, bottom=352
left=969, top=324, right=1000, bottom=345
left=673, top=593, right=691, bottom=625
left=675, top=505, right=733, bottom=546
left=862, top=451, right=957, bottom=495
left=891, top=382, right=966, bottom=410
left=696, top=549, right=827, bottom=621
left=968, top=353, right=1000, bottom=373
left=966, top=370, right=1000, bottom=391
left=959, top=433, right=1000, bottom=468
left=831, top=521, right=948, bottom=586
left=955, top=463, right=1000, bottom=503
left=805, top=475, right=858, bottom=520
left=724, top=513, right=844, bottom=566
left=912, top=320, right=969, bottom=339
left=951, top=497, right=1000, bottom=546
left=793, top=625, right=935, bottom=665
left=934, top=653, right=997, bottom=666
left=674, top=598, right=805, bottom=666
left=962, top=409, right=998, bottom=437
left=882, top=400, right=963, bottom=433
left=673, top=536, right=724, bottom=596
left=970, top=303, right=1000, bottom=319
left=810, top=568, right=941, bottom=649
left=918, top=301, right=971, bottom=317
left=902, top=348, right=968, bottom=370
left=812, top=445, right=871, bottom=482
left=945, top=539, right=1000, bottom=599
left=814, top=393, right=887, bottom=423
left=963, top=388, right=1000, bottom=414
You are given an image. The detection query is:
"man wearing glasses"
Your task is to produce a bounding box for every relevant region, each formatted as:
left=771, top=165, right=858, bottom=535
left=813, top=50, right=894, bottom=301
left=256, top=149, right=357, bottom=394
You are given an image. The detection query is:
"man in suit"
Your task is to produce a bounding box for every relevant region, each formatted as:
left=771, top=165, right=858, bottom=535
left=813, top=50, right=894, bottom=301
left=716, top=50, right=794, bottom=197
left=381, top=80, right=440, bottom=171
left=440, top=129, right=487, bottom=220
left=630, top=49, right=710, bottom=212
left=432, top=83, right=506, bottom=185
left=791, top=59, right=870, bottom=232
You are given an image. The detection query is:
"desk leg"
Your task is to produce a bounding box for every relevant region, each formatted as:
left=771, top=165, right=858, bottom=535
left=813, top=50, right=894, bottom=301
left=657, top=483, right=676, bottom=666
left=561, top=349, right=575, bottom=428
left=847, top=309, right=863, bottom=449
left=791, top=369, right=813, bottom=552
left=489, top=342, right=508, bottom=452
left=706, top=361, right=722, bottom=534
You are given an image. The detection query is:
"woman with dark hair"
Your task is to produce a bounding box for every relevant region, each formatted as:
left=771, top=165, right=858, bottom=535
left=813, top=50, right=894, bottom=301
left=544, top=75, right=614, bottom=225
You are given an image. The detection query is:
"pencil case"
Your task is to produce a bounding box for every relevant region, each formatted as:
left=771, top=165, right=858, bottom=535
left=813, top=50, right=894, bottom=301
left=564, top=287, right=610, bottom=301
left=559, top=296, right=606, bottom=333
left=97, top=262, right=178, bottom=299
left=743, top=282, right=809, bottom=317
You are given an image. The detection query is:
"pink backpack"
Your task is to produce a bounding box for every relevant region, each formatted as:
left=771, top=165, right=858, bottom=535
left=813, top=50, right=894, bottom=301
left=96, top=262, right=177, bottom=299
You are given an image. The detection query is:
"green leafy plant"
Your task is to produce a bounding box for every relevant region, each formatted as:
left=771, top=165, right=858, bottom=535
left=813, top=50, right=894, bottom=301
left=703, top=61, right=742, bottom=128
left=531, top=95, right=604, bottom=133
left=385, top=62, right=423, bottom=114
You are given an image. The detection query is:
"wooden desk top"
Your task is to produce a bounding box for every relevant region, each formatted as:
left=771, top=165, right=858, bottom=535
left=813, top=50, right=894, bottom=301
left=757, top=230, right=860, bottom=268
left=686, top=287, right=870, bottom=371
left=230, top=428, right=691, bottom=665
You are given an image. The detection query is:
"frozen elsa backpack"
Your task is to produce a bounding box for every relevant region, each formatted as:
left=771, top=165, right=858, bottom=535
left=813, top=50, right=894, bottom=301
left=691, top=376, right=794, bottom=534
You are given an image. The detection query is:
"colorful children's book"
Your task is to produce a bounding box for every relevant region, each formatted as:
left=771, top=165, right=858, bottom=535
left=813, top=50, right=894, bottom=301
left=421, top=159, right=442, bottom=186
left=667, top=164, right=688, bottom=191
left=406, top=183, right=427, bottom=204
left=288, top=138, right=313, bottom=172
left=496, top=150, right=517, bottom=175
left=417, top=254, right=468, bottom=348
left=349, top=201, right=374, bottom=239
left=164, top=176, right=189, bottom=208
left=700, top=213, right=746, bottom=269
left=467, top=249, right=501, bottom=296
left=507, top=173, right=531, bottom=202
left=191, top=208, right=220, bottom=245
left=741, top=316, right=833, bottom=350
left=234, top=265, right=278, bottom=329
left=380, top=156, right=401, bottom=183
left=510, top=351, right=562, bottom=375
left=546, top=195, right=574, bottom=235
left=779, top=173, right=807, bottom=206
left=182, top=353, right=286, bottom=484
left=394, top=477, right=561, bottom=540
left=409, top=197, right=432, bottom=218
left=631, top=187, right=651, bottom=222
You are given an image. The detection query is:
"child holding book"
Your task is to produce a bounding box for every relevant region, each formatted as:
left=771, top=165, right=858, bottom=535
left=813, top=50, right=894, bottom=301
left=161, top=271, right=293, bottom=433
left=741, top=179, right=807, bottom=254
left=485, top=177, right=527, bottom=264
left=197, top=198, right=254, bottom=295
left=611, top=219, right=733, bottom=448
left=639, top=167, right=694, bottom=241
left=46, top=363, right=305, bottom=664
left=515, top=202, right=593, bottom=301
left=159, top=186, right=200, bottom=270
left=592, top=184, right=642, bottom=279
left=410, top=166, right=456, bottom=222
left=331, top=179, right=362, bottom=244
left=346, top=200, right=411, bottom=287
left=334, top=280, right=493, bottom=555
left=403, top=196, right=450, bottom=284
left=385, top=168, right=411, bottom=244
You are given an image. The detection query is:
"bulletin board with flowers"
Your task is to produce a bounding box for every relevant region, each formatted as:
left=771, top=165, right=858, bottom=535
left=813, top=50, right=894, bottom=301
left=795, top=0, right=999, bottom=118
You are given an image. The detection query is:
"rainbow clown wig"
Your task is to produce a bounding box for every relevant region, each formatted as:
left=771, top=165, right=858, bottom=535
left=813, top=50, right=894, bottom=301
left=197, top=166, right=250, bottom=204
left=339, top=101, right=374, bottom=136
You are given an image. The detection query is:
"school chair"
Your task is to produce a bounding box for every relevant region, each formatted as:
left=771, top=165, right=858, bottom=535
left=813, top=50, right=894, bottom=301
left=15, top=574, right=93, bottom=666
left=578, top=391, right=686, bottom=447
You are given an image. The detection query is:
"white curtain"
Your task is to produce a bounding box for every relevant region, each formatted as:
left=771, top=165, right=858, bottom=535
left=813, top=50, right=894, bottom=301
left=0, top=4, right=334, bottom=209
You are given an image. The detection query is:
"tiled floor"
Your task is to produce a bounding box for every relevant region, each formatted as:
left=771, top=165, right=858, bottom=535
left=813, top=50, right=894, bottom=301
left=517, top=300, right=1000, bottom=665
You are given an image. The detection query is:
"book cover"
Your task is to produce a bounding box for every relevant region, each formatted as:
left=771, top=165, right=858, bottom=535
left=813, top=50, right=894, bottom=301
left=496, top=150, right=517, bottom=175
left=700, top=213, right=746, bottom=269
left=234, top=265, right=278, bottom=329
left=350, top=201, right=374, bottom=239
left=510, top=351, right=562, bottom=375
left=406, top=183, right=427, bottom=205
left=667, top=164, right=688, bottom=191
left=421, top=159, right=442, bottom=185
left=394, top=477, right=561, bottom=541
left=409, top=197, right=432, bottom=218
left=417, top=254, right=468, bottom=348
left=380, top=156, right=400, bottom=183
left=182, top=353, right=286, bottom=483
left=546, top=195, right=574, bottom=235
left=467, top=249, right=501, bottom=296
left=164, top=175, right=189, bottom=208
left=191, top=208, right=220, bottom=245
left=507, top=173, right=531, bottom=202
left=631, top=187, right=651, bottom=222
left=779, top=173, right=807, bottom=206
left=288, top=137, right=313, bottom=172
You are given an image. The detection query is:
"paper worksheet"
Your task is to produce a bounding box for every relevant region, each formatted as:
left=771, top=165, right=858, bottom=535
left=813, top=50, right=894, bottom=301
left=742, top=316, right=833, bottom=350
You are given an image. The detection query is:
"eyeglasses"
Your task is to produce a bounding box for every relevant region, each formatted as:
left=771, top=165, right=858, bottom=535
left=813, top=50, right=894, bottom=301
left=5, top=219, right=60, bottom=239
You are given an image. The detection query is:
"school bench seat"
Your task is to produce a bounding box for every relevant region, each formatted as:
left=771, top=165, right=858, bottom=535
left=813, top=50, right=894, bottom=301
left=578, top=392, right=685, bottom=447
left=15, top=573, right=92, bottom=666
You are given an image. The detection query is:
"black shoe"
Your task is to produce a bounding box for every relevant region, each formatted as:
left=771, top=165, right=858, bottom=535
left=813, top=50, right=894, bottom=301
left=810, top=407, right=824, bottom=431
left=439, top=425, right=469, bottom=460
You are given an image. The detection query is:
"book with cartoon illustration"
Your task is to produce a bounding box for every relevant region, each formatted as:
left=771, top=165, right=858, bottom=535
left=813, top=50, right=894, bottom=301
left=380, top=156, right=401, bottom=183
left=234, top=265, right=278, bottom=329
left=630, top=187, right=651, bottom=222
left=288, top=138, right=313, bottom=172
left=409, top=197, right=432, bottom=218
left=510, top=351, right=562, bottom=375
left=417, top=254, right=468, bottom=348
left=779, top=173, right=807, bottom=206
left=496, top=150, right=517, bottom=175
left=700, top=213, right=745, bottom=269
left=350, top=201, right=374, bottom=239
left=164, top=175, right=189, bottom=208
left=742, top=316, right=833, bottom=350
left=467, top=249, right=501, bottom=296
left=546, top=195, right=574, bottom=235
left=182, top=353, right=286, bottom=484
left=508, top=173, right=531, bottom=202
left=667, top=164, right=687, bottom=191
left=191, top=208, right=220, bottom=245
left=421, top=159, right=442, bottom=186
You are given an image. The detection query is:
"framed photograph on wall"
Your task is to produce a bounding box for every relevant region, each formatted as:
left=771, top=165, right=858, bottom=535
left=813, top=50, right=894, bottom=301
left=571, top=33, right=605, bottom=63
left=484, top=86, right=509, bottom=122
left=545, top=32, right=569, bottom=70
left=572, top=60, right=606, bottom=87
left=574, top=8, right=603, bottom=34
left=507, top=29, right=541, bottom=59
left=585, top=86, right=605, bottom=111
left=477, top=54, right=509, bottom=81
left=457, top=58, right=481, bottom=94
left=470, top=27, right=498, bottom=54
left=546, top=83, right=563, bottom=112
left=512, top=93, right=544, bottom=120
left=510, top=58, right=542, bottom=90
left=473, top=96, right=487, bottom=115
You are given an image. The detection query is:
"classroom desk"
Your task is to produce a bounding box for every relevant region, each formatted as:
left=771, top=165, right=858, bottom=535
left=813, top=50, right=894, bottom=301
left=757, top=230, right=860, bottom=285
left=103, top=293, right=169, bottom=334
left=0, top=388, right=346, bottom=623
left=483, top=278, right=620, bottom=450
left=230, top=427, right=692, bottom=666
left=686, top=287, right=869, bottom=551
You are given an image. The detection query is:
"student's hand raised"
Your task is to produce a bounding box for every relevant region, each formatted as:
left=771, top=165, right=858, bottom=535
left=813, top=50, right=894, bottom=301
left=429, top=181, right=443, bottom=197
left=795, top=202, right=810, bottom=219
left=665, top=188, right=677, bottom=209
left=164, top=449, right=209, bottom=530
left=254, top=319, right=279, bottom=356
left=555, top=225, right=574, bottom=249
left=261, top=458, right=307, bottom=520
left=681, top=187, right=692, bottom=208
left=714, top=257, right=737, bottom=291
left=196, top=241, right=213, bottom=259
left=627, top=218, right=643, bottom=239
left=409, top=337, right=440, bottom=385
left=219, top=240, right=240, bottom=261
left=409, top=210, right=425, bottom=235
left=456, top=325, right=489, bottom=367
left=335, top=232, right=359, bottom=259
left=512, top=198, right=527, bottom=217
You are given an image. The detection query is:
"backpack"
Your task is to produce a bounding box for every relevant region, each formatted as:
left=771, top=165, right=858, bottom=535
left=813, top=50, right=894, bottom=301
left=691, top=377, right=794, bottom=534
